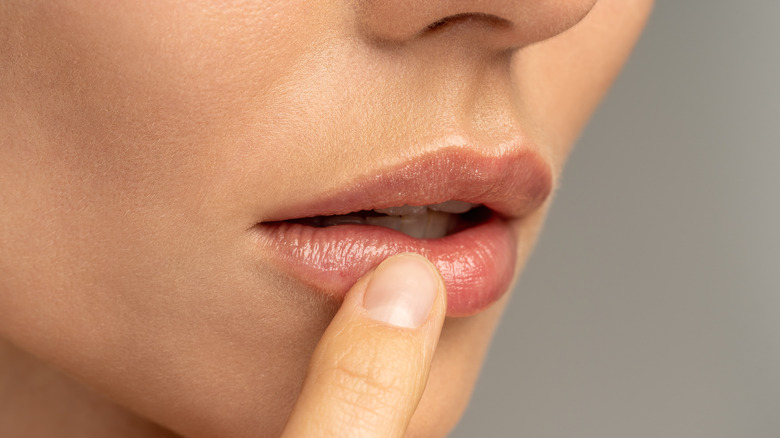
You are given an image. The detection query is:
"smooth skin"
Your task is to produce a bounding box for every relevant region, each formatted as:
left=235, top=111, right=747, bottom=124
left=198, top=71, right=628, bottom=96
left=0, top=1, right=653, bottom=436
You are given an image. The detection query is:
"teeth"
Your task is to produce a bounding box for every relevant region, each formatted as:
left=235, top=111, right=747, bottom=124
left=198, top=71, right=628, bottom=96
left=365, top=215, right=402, bottom=232
left=427, top=200, right=476, bottom=214
left=295, top=202, right=478, bottom=238
left=363, top=210, right=451, bottom=239
left=374, top=201, right=476, bottom=216
left=321, top=215, right=364, bottom=227
left=424, top=211, right=450, bottom=239
left=373, top=205, right=427, bottom=216
left=400, top=213, right=428, bottom=239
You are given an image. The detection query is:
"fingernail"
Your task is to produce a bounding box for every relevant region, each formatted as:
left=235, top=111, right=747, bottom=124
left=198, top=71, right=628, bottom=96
left=363, top=254, right=438, bottom=329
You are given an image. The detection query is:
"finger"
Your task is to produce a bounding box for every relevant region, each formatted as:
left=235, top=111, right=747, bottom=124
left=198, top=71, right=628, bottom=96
left=282, top=253, right=447, bottom=438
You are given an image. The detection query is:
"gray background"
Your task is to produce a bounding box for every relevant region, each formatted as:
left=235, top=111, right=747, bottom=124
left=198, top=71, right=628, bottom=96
left=453, top=2, right=780, bottom=437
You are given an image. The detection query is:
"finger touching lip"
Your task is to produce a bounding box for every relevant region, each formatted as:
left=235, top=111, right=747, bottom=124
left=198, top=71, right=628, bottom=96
left=253, top=146, right=552, bottom=316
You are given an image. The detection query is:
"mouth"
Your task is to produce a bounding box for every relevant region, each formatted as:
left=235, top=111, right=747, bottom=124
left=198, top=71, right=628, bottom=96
left=253, top=147, right=552, bottom=316
left=281, top=201, right=490, bottom=239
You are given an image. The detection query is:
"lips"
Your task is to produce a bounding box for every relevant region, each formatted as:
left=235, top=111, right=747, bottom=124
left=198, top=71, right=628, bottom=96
left=253, top=147, right=552, bottom=316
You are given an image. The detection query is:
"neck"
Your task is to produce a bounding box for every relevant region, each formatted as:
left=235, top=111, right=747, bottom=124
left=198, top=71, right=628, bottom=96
left=0, top=337, right=177, bottom=438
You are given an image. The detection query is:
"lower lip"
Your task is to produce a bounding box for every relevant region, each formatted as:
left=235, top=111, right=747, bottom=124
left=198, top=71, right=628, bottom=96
left=254, top=216, right=517, bottom=316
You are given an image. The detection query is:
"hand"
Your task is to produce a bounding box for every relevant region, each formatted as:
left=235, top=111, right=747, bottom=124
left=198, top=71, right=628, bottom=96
left=282, top=253, right=447, bottom=438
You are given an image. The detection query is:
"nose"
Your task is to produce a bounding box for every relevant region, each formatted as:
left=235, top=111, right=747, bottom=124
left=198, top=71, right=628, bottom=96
left=356, top=0, right=598, bottom=50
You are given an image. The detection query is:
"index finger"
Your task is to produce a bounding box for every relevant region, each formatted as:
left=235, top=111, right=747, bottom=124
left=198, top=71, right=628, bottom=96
left=281, top=254, right=447, bottom=438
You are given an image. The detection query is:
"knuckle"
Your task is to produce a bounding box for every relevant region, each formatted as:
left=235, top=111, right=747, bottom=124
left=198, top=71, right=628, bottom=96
left=325, top=341, right=416, bottom=422
left=332, top=345, right=404, bottom=398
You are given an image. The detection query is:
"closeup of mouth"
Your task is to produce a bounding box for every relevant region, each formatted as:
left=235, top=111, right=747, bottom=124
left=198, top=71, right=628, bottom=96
left=254, top=147, right=552, bottom=316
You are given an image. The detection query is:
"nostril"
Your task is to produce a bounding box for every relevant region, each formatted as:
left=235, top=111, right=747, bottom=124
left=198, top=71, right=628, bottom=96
left=357, top=0, right=598, bottom=50
left=425, top=13, right=512, bottom=33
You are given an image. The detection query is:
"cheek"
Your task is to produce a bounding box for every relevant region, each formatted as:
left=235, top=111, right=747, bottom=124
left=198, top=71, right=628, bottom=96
left=0, top=2, right=332, bottom=434
left=3, top=0, right=327, bottom=204
left=510, top=0, right=654, bottom=174
left=0, top=0, right=321, bottom=310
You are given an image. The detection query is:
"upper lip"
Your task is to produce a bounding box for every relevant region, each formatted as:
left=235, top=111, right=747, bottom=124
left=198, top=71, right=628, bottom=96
left=261, top=146, right=553, bottom=223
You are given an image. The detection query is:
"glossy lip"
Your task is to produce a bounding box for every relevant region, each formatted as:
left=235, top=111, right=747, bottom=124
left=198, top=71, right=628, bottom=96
left=253, top=147, right=553, bottom=316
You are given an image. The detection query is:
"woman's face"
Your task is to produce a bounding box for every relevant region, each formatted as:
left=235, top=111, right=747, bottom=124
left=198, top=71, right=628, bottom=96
left=0, top=1, right=651, bottom=436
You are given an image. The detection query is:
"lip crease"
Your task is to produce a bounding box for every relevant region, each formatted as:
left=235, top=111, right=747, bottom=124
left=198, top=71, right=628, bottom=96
left=253, top=147, right=553, bottom=316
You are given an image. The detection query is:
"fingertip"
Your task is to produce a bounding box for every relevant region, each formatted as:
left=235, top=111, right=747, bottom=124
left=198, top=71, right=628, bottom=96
left=363, top=253, right=444, bottom=329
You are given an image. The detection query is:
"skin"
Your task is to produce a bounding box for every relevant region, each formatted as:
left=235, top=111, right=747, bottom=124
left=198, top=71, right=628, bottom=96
left=0, top=1, right=653, bottom=437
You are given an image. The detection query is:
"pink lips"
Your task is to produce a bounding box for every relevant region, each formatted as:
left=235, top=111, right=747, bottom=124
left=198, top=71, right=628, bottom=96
left=254, top=147, right=552, bottom=316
